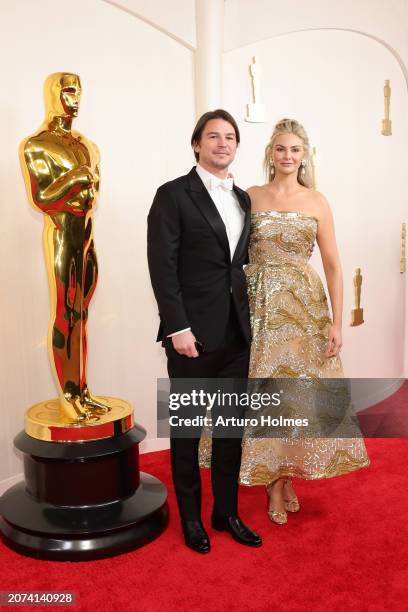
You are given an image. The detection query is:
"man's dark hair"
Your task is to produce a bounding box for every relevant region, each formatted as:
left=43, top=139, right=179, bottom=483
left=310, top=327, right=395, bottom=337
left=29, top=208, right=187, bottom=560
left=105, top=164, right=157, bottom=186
left=191, top=109, right=240, bottom=161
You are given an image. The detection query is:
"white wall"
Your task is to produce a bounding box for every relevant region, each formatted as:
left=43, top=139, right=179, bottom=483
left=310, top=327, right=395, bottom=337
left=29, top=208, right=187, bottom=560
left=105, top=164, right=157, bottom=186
left=223, top=28, right=407, bottom=378
left=103, top=0, right=196, bottom=48
left=224, top=0, right=408, bottom=65
left=0, top=0, right=195, bottom=486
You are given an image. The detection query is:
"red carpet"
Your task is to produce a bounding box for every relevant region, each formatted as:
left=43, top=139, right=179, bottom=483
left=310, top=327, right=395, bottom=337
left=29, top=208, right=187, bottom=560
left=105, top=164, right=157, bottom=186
left=1, top=439, right=407, bottom=612
left=358, top=381, right=408, bottom=437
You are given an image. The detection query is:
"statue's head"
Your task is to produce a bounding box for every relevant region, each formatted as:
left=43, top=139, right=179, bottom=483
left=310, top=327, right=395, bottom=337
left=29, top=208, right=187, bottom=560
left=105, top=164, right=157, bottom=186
left=44, top=72, right=81, bottom=119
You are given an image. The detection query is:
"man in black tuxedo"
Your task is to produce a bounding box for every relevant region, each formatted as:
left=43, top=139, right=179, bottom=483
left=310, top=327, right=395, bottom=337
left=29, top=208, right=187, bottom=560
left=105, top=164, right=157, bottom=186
left=147, top=109, right=261, bottom=553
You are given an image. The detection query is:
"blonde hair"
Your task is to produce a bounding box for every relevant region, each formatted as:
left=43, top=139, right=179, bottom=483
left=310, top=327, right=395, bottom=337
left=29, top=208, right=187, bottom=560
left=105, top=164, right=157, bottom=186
left=264, top=118, right=313, bottom=188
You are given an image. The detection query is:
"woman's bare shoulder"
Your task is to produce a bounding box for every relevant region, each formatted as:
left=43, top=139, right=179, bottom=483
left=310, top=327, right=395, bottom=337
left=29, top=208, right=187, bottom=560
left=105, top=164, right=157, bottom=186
left=246, top=185, right=271, bottom=210
left=246, top=184, right=267, bottom=195
left=304, top=189, right=331, bottom=215
left=309, top=189, right=329, bottom=203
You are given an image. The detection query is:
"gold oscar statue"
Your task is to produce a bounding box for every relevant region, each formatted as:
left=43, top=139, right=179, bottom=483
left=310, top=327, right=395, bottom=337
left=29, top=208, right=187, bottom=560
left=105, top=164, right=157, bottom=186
left=381, top=80, right=392, bottom=136
left=0, top=73, right=167, bottom=560
left=20, top=72, right=133, bottom=439
left=401, top=223, right=406, bottom=274
left=350, top=268, right=364, bottom=326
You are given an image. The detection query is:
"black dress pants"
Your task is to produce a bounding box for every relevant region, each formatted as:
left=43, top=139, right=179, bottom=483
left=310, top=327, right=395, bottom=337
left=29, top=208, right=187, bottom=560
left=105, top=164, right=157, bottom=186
left=165, top=307, right=250, bottom=522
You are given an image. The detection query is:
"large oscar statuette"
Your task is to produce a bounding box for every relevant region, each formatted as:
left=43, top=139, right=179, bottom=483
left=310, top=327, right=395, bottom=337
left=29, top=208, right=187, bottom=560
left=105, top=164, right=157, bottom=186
left=0, top=73, right=168, bottom=560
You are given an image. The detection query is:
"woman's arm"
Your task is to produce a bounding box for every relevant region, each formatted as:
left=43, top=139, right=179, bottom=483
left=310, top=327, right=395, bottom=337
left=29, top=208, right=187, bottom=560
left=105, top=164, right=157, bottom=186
left=315, top=194, right=343, bottom=357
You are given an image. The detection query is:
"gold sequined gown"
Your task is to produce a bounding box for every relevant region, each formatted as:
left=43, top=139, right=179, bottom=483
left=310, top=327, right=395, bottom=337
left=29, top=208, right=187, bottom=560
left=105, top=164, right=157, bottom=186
left=237, top=210, right=369, bottom=485
left=198, top=210, right=369, bottom=480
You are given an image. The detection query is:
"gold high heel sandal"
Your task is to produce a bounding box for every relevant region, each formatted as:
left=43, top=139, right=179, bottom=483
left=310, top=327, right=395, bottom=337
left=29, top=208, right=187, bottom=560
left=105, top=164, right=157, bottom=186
left=283, top=479, right=300, bottom=513
left=266, top=483, right=287, bottom=525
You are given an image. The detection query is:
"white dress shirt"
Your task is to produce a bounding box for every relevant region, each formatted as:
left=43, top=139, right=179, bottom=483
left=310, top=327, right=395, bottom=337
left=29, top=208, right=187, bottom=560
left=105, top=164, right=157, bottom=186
left=195, top=163, right=245, bottom=258
left=168, top=164, right=245, bottom=338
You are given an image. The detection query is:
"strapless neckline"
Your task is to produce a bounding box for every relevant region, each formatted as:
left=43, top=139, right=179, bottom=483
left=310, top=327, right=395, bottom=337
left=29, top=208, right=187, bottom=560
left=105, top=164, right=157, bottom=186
left=251, top=210, right=318, bottom=223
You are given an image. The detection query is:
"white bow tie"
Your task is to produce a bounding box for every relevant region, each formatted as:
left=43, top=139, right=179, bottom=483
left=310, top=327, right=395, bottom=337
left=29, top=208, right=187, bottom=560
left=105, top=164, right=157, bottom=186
left=207, top=177, right=234, bottom=191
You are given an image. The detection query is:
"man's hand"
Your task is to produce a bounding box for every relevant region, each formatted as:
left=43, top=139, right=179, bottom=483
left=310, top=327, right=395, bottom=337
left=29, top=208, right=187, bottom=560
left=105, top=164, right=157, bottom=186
left=172, top=330, right=199, bottom=358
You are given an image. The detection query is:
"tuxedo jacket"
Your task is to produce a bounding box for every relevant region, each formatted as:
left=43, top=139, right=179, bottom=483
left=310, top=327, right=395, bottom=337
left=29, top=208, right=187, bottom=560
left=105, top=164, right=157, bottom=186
left=147, top=166, right=251, bottom=351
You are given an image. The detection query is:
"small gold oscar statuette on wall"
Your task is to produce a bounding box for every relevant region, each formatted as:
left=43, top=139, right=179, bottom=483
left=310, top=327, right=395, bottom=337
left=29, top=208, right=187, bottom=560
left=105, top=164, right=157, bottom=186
left=381, top=79, right=392, bottom=136
left=401, top=223, right=406, bottom=274
left=350, top=268, right=364, bottom=326
left=245, top=56, right=266, bottom=123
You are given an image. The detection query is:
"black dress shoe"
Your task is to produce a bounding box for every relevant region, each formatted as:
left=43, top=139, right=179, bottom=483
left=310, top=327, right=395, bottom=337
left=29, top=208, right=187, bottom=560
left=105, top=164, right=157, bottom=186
left=182, top=520, right=211, bottom=554
left=211, top=515, right=262, bottom=547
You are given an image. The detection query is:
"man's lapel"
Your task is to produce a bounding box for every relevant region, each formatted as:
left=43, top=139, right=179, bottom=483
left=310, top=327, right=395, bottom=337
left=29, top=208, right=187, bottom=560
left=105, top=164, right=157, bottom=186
left=232, top=185, right=250, bottom=263
left=186, top=167, right=230, bottom=259
left=233, top=184, right=249, bottom=214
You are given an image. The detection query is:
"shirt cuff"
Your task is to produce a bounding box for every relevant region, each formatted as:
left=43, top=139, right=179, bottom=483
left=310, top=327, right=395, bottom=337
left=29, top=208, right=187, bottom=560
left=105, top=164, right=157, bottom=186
left=167, top=327, right=191, bottom=338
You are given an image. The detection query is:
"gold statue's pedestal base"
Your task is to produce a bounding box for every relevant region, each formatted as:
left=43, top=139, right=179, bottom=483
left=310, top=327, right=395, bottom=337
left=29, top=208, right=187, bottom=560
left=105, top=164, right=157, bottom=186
left=245, top=103, right=266, bottom=123
left=0, top=400, right=169, bottom=560
left=351, top=308, right=364, bottom=326
left=381, top=119, right=392, bottom=135
left=25, top=397, right=133, bottom=442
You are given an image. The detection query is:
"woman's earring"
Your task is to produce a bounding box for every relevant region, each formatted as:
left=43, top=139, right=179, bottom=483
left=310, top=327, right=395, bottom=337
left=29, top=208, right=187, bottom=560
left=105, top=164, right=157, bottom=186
left=270, top=160, right=275, bottom=176
left=301, top=159, right=306, bottom=176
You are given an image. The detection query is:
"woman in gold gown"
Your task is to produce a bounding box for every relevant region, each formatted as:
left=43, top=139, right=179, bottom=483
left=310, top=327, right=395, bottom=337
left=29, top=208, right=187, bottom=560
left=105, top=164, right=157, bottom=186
left=238, top=118, right=370, bottom=524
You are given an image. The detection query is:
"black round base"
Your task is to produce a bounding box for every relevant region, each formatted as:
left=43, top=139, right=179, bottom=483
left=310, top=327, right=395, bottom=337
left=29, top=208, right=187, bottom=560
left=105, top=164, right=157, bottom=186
left=0, top=428, right=169, bottom=561
left=0, top=472, right=168, bottom=561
